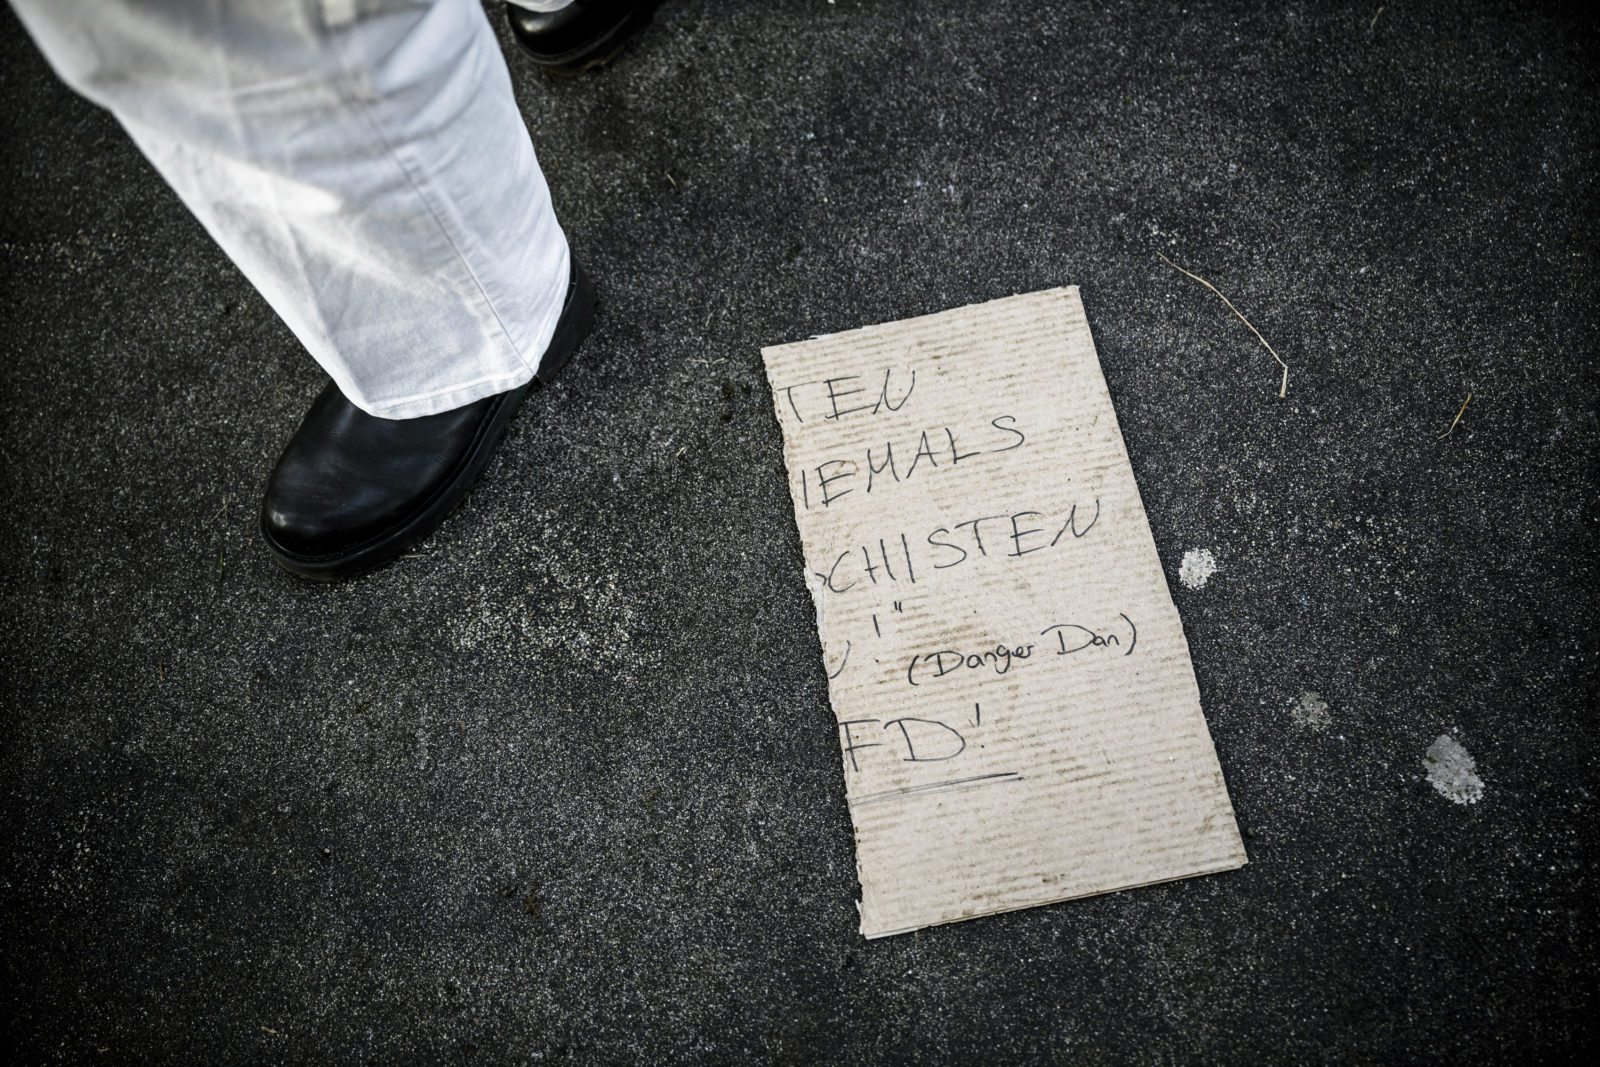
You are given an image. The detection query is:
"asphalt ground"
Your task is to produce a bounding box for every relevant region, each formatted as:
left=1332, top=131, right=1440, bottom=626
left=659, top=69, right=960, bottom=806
left=2, top=1, right=1597, bottom=1062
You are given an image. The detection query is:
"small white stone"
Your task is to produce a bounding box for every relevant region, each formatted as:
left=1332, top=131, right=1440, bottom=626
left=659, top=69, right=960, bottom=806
left=1179, top=548, right=1218, bottom=589
left=1423, top=734, right=1485, bottom=805
left=1292, top=692, right=1331, bottom=732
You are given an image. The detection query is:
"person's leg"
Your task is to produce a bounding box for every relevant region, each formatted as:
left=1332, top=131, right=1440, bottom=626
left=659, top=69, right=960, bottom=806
left=12, top=0, right=570, bottom=419
left=13, top=0, right=595, bottom=579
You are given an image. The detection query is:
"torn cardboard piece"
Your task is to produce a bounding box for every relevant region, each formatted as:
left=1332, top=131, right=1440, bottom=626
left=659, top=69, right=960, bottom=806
left=761, top=288, right=1246, bottom=938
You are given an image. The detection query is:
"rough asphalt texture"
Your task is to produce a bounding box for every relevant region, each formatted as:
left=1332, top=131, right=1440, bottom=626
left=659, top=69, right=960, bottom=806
left=3, top=1, right=1596, bottom=1062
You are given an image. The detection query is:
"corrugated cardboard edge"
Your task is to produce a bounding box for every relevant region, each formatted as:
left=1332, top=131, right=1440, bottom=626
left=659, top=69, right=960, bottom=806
left=862, top=860, right=1247, bottom=939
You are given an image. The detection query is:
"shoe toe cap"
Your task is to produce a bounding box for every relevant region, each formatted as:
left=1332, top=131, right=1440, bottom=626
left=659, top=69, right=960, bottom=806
left=261, top=475, right=385, bottom=559
left=259, top=386, right=500, bottom=567
left=260, top=429, right=443, bottom=560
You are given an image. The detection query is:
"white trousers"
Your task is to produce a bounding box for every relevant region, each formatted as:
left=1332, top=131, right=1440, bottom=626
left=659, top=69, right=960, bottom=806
left=12, top=0, right=570, bottom=419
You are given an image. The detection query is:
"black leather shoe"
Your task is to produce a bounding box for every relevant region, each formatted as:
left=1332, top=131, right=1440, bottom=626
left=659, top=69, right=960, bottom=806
left=260, top=259, right=595, bottom=582
left=506, top=0, right=664, bottom=73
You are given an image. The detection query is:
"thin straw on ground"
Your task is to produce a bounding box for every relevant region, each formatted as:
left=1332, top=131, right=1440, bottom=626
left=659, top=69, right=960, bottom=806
left=1157, top=251, right=1290, bottom=398
left=1436, top=393, right=1472, bottom=440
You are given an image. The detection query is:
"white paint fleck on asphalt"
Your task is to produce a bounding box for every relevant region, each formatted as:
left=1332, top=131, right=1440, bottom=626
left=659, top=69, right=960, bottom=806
left=1292, top=692, right=1331, bottom=732
left=1423, top=734, right=1485, bottom=805
left=1179, top=548, right=1218, bottom=589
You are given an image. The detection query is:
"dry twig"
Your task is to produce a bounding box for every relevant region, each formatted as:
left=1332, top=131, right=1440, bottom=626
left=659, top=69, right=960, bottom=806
left=1157, top=251, right=1290, bottom=397
left=1436, top=393, right=1472, bottom=440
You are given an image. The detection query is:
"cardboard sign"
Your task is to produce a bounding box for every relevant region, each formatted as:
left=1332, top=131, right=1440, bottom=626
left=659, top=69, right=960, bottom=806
left=761, top=288, right=1246, bottom=937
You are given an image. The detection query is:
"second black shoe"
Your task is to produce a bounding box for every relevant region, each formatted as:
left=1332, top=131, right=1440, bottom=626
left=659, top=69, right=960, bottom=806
left=506, top=0, right=665, bottom=73
left=260, top=258, right=595, bottom=582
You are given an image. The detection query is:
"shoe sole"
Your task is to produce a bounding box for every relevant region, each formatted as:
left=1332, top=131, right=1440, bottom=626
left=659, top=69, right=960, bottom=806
left=514, top=1, right=664, bottom=75
left=261, top=258, right=596, bottom=582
